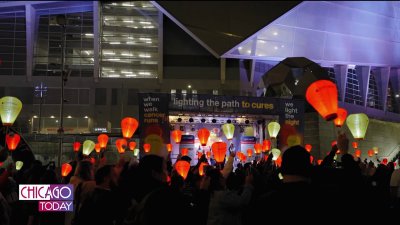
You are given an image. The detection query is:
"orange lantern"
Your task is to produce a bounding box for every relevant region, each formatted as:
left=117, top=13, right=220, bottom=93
left=198, top=128, right=210, bottom=146
left=94, top=143, right=101, bottom=153
left=6, top=133, right=20, bottom=151
left=129, top=141, right=136, bottom=151
left=73, top=142, right=81, bottom=152
left=166, top=143, right=172, bottom=152
left=367, top=149, right=374, bottom=157
left=116, top=139, right=127, bottom=154
left=305, top=144, right=312, bottom=153
left=317, top=159, right=323, bottom=165
left=199, top=162, right=208, bottom=176
left=355, top=149, right=361, bottom=158
left=197, top=151, right=203, bottom=159
left=206, top=151, right=211, bottom=159
left=143, top=143, right=151, bottom=153
left=247, top=149, right=253, bottom=157
left=352, top=141, right=358, bottom=149
left=331, top=140, right=337, bottom=147
left=97, top=134, right=109, bottom=149
left=275, top=156, right=282, bottom=167
left=211, top=142, right=227, bottom=163
left=382, top=158, right=388, bottom=165
left=171, top=130, right=182, bottom=144
left=310, top=155, right=314, bottom=164
left=175, top=160, right=190, bottom=180
left=306, top=80, right=338, bottom=121
left=262, top=140, right=271, bottom=152
left=61, top=163, right=72, bottom=177
left=333, top=108, right=347, bottom=127
left=121, top=117, right=139, bottom=139
left=254, top=143, right=262, bottom=154
left=241, top=154, right=247, bottom=162
left=181, top=148, right=188, bottom=156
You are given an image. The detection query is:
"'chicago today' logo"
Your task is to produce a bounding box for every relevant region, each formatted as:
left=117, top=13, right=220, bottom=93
left=19, top=184, right=74, bottom=212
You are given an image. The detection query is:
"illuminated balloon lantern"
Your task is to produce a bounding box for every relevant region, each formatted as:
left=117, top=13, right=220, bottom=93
left=346, top=113, right=369, bottom=140
left=197, top=151, right=203, bottom=159
left=275, top=156, right=282, bottom=167
left=367, top=150, right=374, bottom=157
left=198, top=128, right=210, bottom=146
left=206, top=151, right=211, bottom=159
left=254, top=143, right=262, bottom=154
left=373, top=147, right=379, bottom=155
left=267, top=122, right=280, bottom=139
left=181, top=148, right=188, bottom=156
left=82, top=140, right=95, bottom=156
left=121, top=117, right=139, bottom=139
left=334, top=108, right=347, bottom=127
left=271, top=148, right=281, bottom=160
left=171, top=130, right=182, bottom=144
left=97, top=134, right=109, bottom=149
left=242, top=155, right=247, bottom=162
left=61, top=163, right=72, bottom=177
left=247, top=149, right=253, bottom=157
left=0, top=96, right=22, bottom=126
left=143, top=143, right=151, bottom=153
left=166, top=143, right=172, bottom=152
left=94, top=143, right=101, bottom=153
left=222, top=123, right=235, bottom=140
left=116, top=139, right=127, bottom=154
left=382, top=158, right=388, bottom=165
left=6, top=133, right=20, bottom=151
left=305, top=80, right=338, bottom=121
left=212, top=142, right=227, bottom=163
left=236, top=152, right=243, bottom=161
left=305, top=144, right=312, bottom=153
left=133, top=149, right=139, bottom=157
left=15, top=161, right=23, bottom=171
left=355, top=149, right=361, bottom=158
left=175, top=160, right=190, bottom=180
left=331, top=141, right=337, bottom=147
left=129, top=141, right=136, bottom=151
left=310, top=156, right=314, bottom=164
left=352, top=142, right=358, bottom=149
left=317, top=159, right=323, bottom=165
left=199, top=162, right=208, bottom=176
left=262, top=140, right=271, bottom=152
left=73, top=142, right=81, bottom=152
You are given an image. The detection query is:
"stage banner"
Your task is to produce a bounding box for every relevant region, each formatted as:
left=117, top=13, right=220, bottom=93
left=138, top=93, right=170, bottom=157
left=240, top=136, right=256, bottom=162
left=278, top=99, right=305, bottom=150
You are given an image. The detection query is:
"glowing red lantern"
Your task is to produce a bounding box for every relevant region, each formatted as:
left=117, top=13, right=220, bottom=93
left=116, top=139, right=127, bottom=154
left=171, top=130, right=182, bottom=144
left=73, top=142, right=81, bottom=152
left=94, top=143, right=101, bottom=153
left=331, top=141, right=337, bottom=147
left=382, top=158, right=388, bottom=165
left=236, top=152, right=243, bottom=160
left=317, top=159, right=323, bottom=165
left=121, top=117, right=139, bottom=139
left=129, top=141, right=136, bottom=151
left=352, top=142, right=358, bottom=149
left=275, top=156, right=282, bottom=167
left=6, top=133, right=20, bottom=151
left=206, top=151, right=211, bottom=159
left=199, top=162, right=208, bottom=176
left=247, top=149, right=253, bottom=157
left=212, top=142, right=227, bottom=163
left=306, top=80, right=338, bottom=121
left=97, top=134, right=109, bottom=149
left=241, top=154, right=247, bottom=162
left=166, top=143, right=172, bottom=152
left=305, top=144, right=312, bottom=153
left=143, top=143, right=151, bottom=153
left=61, top=163, right=72, bottom=177
left=262, top=140, right=271, bottom=152
left=197, top=151, right=203, bottom=159
left=310, top=155, right=314, bottom=164
left=181, top=148, right=188, bottom=156
left=333, top=108, right=347, bottom=127
left=336, top=149, right=341, bottom=154
left=254, top=143, right=262, bottom=154
left=367, top=150, right=374, bottom=157
left=198, top=128, right=210, bottom=146
left=355, top=149, right=361, bottom=158
left=175, top=160, right=190, bottom=180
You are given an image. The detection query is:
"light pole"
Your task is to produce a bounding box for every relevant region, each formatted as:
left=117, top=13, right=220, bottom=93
left=34, top=82, right=47, bottom=134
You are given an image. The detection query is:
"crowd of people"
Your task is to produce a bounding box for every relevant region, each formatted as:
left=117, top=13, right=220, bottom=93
left=0, top=132, right=400, bottom=225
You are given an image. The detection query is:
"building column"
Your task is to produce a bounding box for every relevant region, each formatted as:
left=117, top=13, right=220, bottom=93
left=356, top=66, right=371, bottom=108
left=25, top=4, right=36, bottom=82
left=93, top=1, right=100, bottom=82
left=333, top=65, right=348, bottom=102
